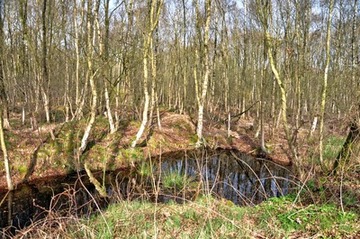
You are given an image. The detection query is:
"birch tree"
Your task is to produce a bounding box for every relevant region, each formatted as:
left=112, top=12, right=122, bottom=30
left=319, top=0, right=334, bottom=164
left=0, top=0, right=10, bottom=129
left=131, top=0, right=163, bottom=148
left=41, top=0, right=50, bottom=123
left=256, top=0, right=299, bottom=161
left=78, top=0, right=98, bottom=156
left=0, top=106, right=13, bottom=191
left=195, top=0, right=211, bottom=147
left=0, top=0, right=12, bottom=190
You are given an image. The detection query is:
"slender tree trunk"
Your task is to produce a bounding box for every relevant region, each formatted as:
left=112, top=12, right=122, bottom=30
left=319, top=0, right=334, bottom=164
left=260, top=56, right=267, bottom=153
left=259, top=0, right=297, bottom=161
left=78, top=0, right=97, bottom=156
left=64, top=56, right=70, bottom=122
left=73, top=3, right=86, bottom=120
left=195, top=0, right=211, bottom=147
left=104, top=82, right=116, bottom=133
left=351, top=0, right=358, bottom=91
left=41, top=0, right=50, bottom=123
left=0, top=107, right=13, bottom=191
left=0, top=74, right=10, bottom=131
left=0, top=0, right=10, bottom=129
left=266, top=33, right=290, bottom=144
left=149, top=28, right=157, bottom=126
left=0, top=66, right=10, bottom=129
left=131, top=38, right=150, bottom=147
left=131, top=0, right=163, bottom=148
left=115, top=78, right=120, bottom=127
left=97, top=0, right=116, bottom=134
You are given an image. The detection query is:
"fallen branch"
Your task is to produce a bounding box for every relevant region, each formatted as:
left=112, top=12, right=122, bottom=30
left=84, top=162, right=107, bottom=198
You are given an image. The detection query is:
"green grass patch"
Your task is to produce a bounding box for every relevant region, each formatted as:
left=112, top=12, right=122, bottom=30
left=253, top=195, right=359, bottom=238
left=162, top=172, right=191, bottom=191
left=323, top=136, right=345, bottom=161
left=84, top=195, right=358, bottom=238
left=137, top=161, right=153, bottom=177
left=278, top=203, right=358, bottom=236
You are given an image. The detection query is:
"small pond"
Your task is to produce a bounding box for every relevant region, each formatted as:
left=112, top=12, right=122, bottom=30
left=0, top=149, right=294, bottom=236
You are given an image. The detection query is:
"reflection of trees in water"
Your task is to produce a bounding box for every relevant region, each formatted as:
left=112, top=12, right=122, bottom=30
left=159, top=151, right=292, bottom=206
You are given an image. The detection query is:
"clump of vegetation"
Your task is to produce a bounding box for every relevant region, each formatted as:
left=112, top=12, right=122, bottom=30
left=323, top=136, right=345, bottom=160
left=162, top=172, right=194, bottom=193
left=117, top=148, right=144, bottom=164
left=137, top=161, right=153, bottom=178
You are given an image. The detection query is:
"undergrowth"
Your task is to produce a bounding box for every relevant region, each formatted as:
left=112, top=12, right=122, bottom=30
left=10, top=192, right=359, bottom=239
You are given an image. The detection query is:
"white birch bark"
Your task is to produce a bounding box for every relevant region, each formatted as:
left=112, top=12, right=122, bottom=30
left=78, top=0, right=98, bottom=156
left=0, top=107, right=13, bottom=191
left=195, top=0, right=211, bottom=147
left=105, top=82, right=116, bottom=133
left=131, top=0, right=163, bottom=148
left=319, top=0, right=334, bottom=163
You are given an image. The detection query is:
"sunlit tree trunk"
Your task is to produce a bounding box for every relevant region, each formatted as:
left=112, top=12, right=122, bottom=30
left=0, top=106, right=13, bottom=191
left=257, top=0, right=296, bottom=161
left=319, top=0, right=334, bottom=164
left=0, top=1, right=12, bottom=190
left=195, top=0, right=211, bottom=147
left=131, top=0, right=163, bottom=148
left=41, top=0, right=50, bottom=123
left=149, top=27, right=159, bottom=127
left=78, top=0, right=98, bottom=156
left=19, top=0, right=29, bottom=126
left=60, top=2, right=71, bottom=122
left=73, top=2, right=87, bottom=120
left=96, top=0, right=115, bottom=133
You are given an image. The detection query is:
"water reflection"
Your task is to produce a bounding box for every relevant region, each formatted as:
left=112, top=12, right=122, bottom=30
left=0, top=150, right=293, bottom=235
left=157, top=150, right=292, bottom=205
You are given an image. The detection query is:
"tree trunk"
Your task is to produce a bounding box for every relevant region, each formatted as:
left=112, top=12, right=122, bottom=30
left=0, top=107, right=13, bottom=191
left=131, top=46, right=150, bottom=147
left=332, top=120, right=360, bottom=174
left=131, top=0, right=163, bottom=148
left=41, top=0, right=50, bottom=123
left=0, top=0, right=10, bottom=130
left=78, top=0, right=97, bottom=156
left=195, top=0, right=211, bottom=147
left=104, top=82, right=116, bottom=133
left=73, top=3, right=86, bottom=120
left=319, top=0, right=334, bottom=164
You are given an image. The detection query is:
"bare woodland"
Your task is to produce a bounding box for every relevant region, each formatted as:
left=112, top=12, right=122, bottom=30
left=1, top=0, right=360, bottom=189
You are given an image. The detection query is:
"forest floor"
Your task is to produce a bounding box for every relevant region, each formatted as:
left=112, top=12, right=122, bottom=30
left=0, top=111, right=359, bottom=238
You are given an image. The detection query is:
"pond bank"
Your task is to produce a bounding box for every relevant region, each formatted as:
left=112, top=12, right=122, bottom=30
left=0, top=112, right=291, bottom=191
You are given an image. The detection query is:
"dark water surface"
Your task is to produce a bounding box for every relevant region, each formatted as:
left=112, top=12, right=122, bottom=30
left=0, top=149, right=294, bottom=236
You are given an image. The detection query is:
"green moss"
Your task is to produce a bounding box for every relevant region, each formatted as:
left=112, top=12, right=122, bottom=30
left=17, top=164, right=28, bottom=175
left=117, top=148, right=144, bottom=163
left=189, top=134, right=198, bottom=145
